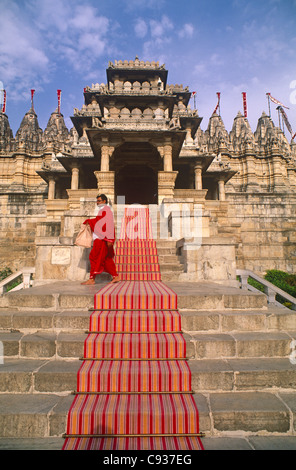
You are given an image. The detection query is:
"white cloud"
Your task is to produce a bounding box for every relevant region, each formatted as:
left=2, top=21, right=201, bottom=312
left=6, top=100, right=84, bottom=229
left=28, top=0, right=71, bottom=33
left=210, top=54, right=224, bottom=67
left=143, top=37, right=171, bottom=60
left=178, top=23, right=194, bottom=38
left=134, top=18, right=148, bottom=38
left=0, top=0, right=113, bottom=102
left=69, top=5, right=109, bottom=32
left=0, top=2, right=50, bottom=99
left=123, top=0, right=166, bottom=11
left=193, top=63, right=208, bottom=76
left=135, top=14, right=174, bottom=62
left=78, top=33, right=106, bottom=56
left=150, top=15, right=173, bottom=38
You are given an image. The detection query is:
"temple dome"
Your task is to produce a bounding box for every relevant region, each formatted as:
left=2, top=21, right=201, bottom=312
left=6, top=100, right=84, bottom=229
left=0, top=112, right=14, bottom=152
left=15, top=107, right=43, bottom=152
left=44, top=109, right=69, bottom=148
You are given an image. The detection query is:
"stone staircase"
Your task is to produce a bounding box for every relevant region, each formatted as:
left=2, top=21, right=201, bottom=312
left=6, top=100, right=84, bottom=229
left=156, top=240, right=184, bottom=281
left=0, top=280, right=295, bottom=449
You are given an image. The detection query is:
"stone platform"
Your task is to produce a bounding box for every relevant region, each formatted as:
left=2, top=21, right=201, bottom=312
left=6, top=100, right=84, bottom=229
left=0, top=279, right=266, bottom=311
left=0, top=280, right=295, bottom=450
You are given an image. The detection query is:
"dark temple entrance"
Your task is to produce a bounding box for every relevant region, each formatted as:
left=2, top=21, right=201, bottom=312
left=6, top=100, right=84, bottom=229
left=112, top=141, right=161, bottom=205
left=115, top=164, right=158, bottom=205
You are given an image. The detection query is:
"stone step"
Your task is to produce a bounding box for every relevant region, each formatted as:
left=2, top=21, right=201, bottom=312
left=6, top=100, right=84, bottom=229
left=0, top=310, right=90, bottom=331
left=196, top=391, right=296, bottom=436
left=0, top=330, right=86, bottom=359
left=159, top=263, right=184, bottom=272
left=3, top=305, right=284, bottom=335
left=0, top=437, right=63, bottom=450
left=1, top=357, right=296, bottom=395
left=0, top=329, right=294, bottom=360
left=156, top=247, right=176, bottom=255
left=185, top=331, right=294, bottom=360
left=0, top=280, right=293, bottom=442
left=0, top=358, right=80, bottom=393
left=0, top=289, right=266, bottom=313
left=160, top=272, right=183, bottom=282
left=0, top=390, right=295, bottom=438
left=0, top=281, right=267, bottom=311
left=156, top=240, right=177, bottom=249
left=189, top=358, right=296, bottom=393
left=0, top=393, right=72, bottom=438
left=180, top=307, right=296, bottom=332
left=158, top=254, right=182, bottom=263
left=1, top=435, right=296, bottom=450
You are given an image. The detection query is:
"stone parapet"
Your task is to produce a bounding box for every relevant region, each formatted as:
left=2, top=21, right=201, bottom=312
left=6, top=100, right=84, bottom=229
left=177, top=236, right=237, bottom=286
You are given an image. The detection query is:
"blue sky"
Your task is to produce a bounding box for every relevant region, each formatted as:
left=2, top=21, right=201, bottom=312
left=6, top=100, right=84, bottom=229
left=1, top=0, right=296, bottom=141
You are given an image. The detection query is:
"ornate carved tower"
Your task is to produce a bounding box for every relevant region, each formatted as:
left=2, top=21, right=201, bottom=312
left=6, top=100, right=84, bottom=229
left=70, top=57, right=203, bottom=204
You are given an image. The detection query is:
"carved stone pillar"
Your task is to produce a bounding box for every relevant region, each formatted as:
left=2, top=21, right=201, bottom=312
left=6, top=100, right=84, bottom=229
left=218, top=179, right=226, bottom=201
left=94, top=171, right=115, bottom=204
left=13, top=154, right=25, bottom=186
left=158, top=171, right=178, bottom=203
left=163, top=142, right=173, bottom=172
left=48, top=176, right=56, bottom=200
left=71, top=167, right=79, bottom=190
left=245, top=154, right=259, bottom=192
left=271, top=155, right=287, bottom=191
left=194, top=164, right=203, bottom=190
left=101, top=145, right=110, bottom=171
left=185, top=126, right=194, bottom=146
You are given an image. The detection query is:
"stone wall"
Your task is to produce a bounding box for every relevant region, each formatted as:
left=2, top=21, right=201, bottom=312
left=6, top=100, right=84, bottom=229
left=226, top=192, right=296, bottom=275
left=0, top=193, right=47, bottom=272
left=1, top=192, right=295, bottom=281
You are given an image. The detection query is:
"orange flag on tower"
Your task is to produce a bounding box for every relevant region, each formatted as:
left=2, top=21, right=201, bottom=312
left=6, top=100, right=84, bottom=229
left=2, top=90, right=6, bottom=113
left=242, top=92, right=247, bottom=118
left=57, top=89, right=62, bottom=114
left=213, top=92, right=221, bottom=115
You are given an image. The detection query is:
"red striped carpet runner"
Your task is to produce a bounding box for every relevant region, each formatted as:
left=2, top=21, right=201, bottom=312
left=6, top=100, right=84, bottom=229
left=62, top=207, right=204, bottom=450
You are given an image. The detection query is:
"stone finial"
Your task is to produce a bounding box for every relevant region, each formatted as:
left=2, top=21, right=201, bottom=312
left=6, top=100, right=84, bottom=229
left=15, top=107, right=43, bottom=152
left=44, top=109, right=69, bottom=148
left=254, top=111, right=274, bottom=144
left=205, top=113, right=230, bottom=153
left=194, top=127, right=207, bottom=153
left=229, top=111, right=255, bottom=153
left=254, top=112, right=290, bottom=157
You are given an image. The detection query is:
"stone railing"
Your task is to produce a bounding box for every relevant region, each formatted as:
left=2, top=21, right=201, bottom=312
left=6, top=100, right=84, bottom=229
left=237, top=269, right=296, bottom=310
left=0, top=268, right=35, bottom=295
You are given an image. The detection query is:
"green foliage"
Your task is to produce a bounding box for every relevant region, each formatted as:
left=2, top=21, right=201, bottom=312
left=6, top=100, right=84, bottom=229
left=0, top=267, right=12, bottom=281
left=264, top=270, right=296, bottom=299
left=286, top=275, right=296, bottom=287
left=245, top=270, right=296, bottom=310
left=0, top=267, right=22, bottom=292
left=6, top=280, right=22, bottom=291
left=248, top=277, right=265, bottom=292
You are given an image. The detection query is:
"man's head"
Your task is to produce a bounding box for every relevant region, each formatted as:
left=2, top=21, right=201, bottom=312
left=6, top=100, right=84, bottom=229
left=96, top=194, right=108, bottom=205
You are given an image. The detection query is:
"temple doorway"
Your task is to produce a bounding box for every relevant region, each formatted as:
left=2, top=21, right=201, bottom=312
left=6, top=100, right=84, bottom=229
left=115, top=164, right=158, bottom=205
left=111, top=141, right=161, bottom=205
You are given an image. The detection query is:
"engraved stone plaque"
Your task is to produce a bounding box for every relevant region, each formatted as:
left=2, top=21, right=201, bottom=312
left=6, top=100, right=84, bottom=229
left=51, top=247, right=71, bottom=265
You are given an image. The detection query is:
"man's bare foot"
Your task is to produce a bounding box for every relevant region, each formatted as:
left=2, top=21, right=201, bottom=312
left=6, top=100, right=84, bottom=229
left=110, top=276, right=120, bottom=283
left=81, top=279, right=95, bottom=285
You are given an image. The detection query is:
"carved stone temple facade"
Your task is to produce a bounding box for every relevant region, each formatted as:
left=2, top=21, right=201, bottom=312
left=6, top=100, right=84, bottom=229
left=1, top=58, right=296, bottom=285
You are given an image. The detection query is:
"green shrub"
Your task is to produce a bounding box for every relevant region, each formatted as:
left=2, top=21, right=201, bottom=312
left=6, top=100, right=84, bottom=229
left=264, top=270, right=296, bottom=299
left=0, top=267, right=12, bottom=281
left=245, top=270, right=296, bottom=309
left=0, top=267, right=22, bottom=292
left=248, top=277, right=265, bottom=292
left=286, top=274, right=296, bottom=287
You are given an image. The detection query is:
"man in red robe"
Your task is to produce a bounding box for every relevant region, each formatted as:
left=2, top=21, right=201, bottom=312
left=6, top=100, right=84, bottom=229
left=81, top=194, right=120, bottom=285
